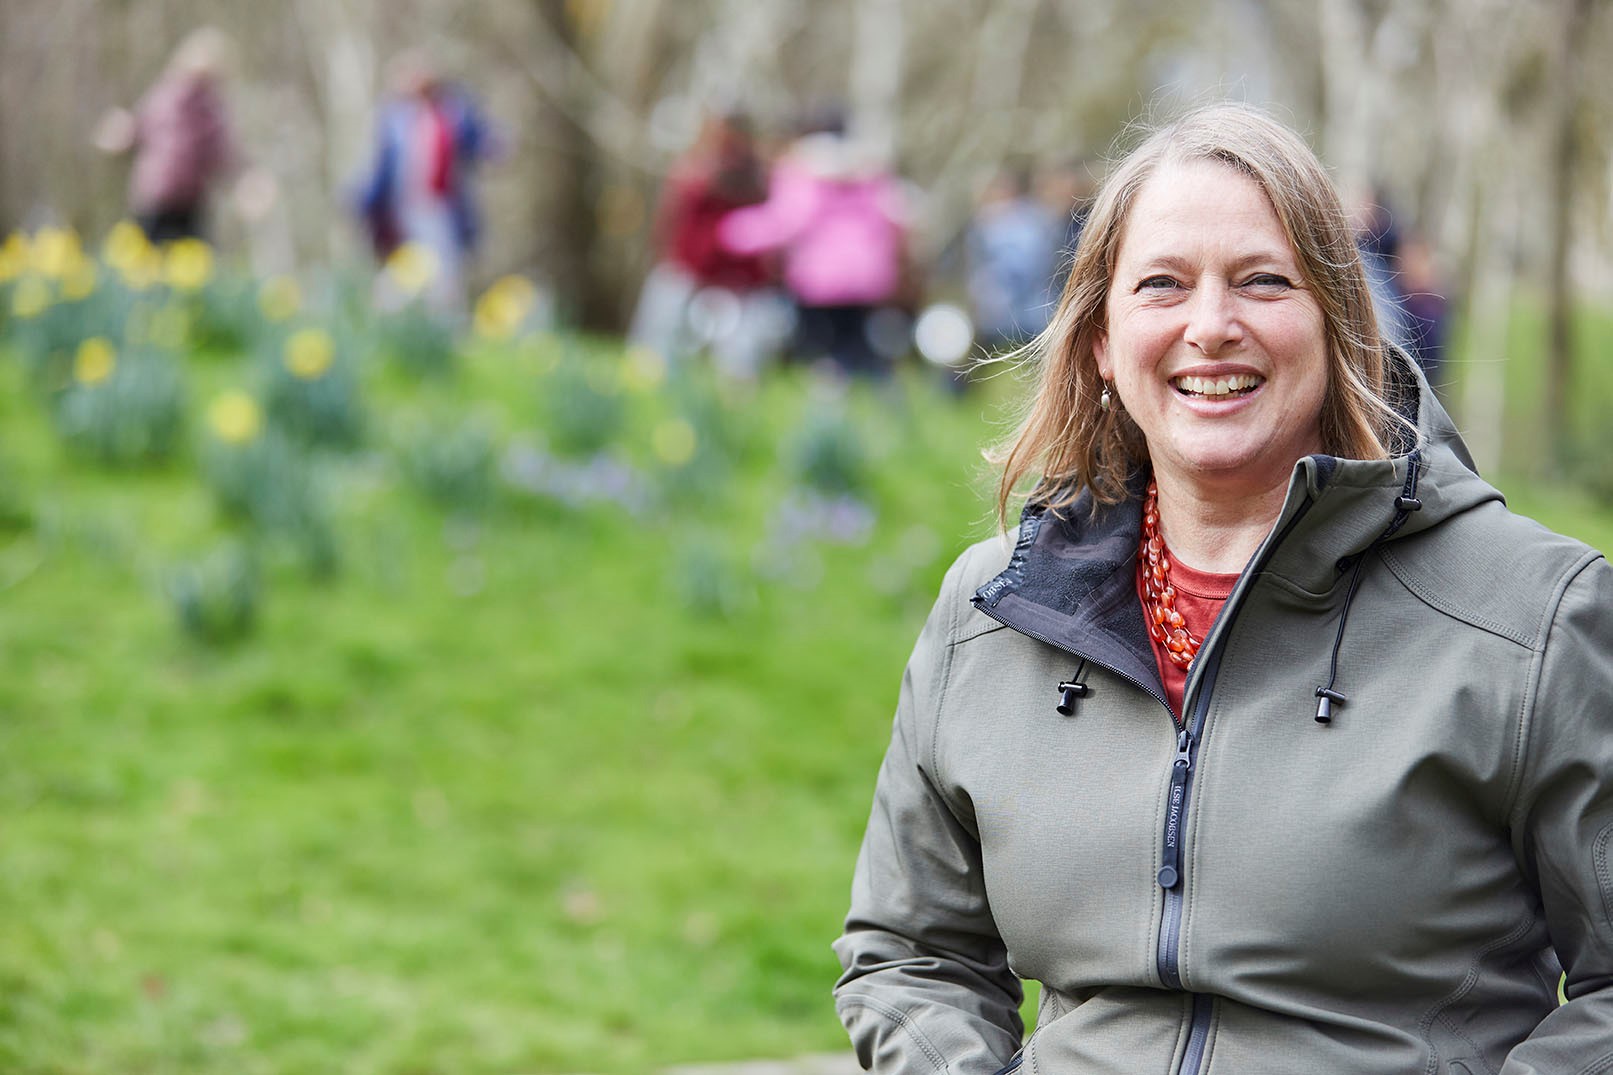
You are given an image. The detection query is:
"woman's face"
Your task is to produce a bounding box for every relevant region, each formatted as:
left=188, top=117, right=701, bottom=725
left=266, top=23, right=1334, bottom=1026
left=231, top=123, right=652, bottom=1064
left=1094, top=160, right=1329, bottom=498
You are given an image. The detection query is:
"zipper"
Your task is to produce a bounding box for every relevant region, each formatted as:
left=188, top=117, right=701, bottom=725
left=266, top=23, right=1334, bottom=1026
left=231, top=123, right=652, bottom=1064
left=1179, top=993, right=1214, bottom=1075
left=1156, top=726, right=1193, bottom=890
left=1155, top=491, right=1317, bottom=994
left=991, top=1054, right=1024, bottom=1075
left=974, top=481, right=1317, bottom=1075
left=1155, top=644, right=1222, bottom=990
left=1158, top=494, right=1316, bottom=1075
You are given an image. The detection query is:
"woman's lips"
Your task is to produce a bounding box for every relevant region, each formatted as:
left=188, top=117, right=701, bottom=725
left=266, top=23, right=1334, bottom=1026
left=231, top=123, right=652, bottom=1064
left=1171, top=373, right=1264, bottom=398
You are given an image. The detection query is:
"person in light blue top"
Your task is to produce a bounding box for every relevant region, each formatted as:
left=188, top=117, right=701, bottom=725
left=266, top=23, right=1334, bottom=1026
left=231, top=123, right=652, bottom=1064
left=966, top=168, right=1062, bottom=352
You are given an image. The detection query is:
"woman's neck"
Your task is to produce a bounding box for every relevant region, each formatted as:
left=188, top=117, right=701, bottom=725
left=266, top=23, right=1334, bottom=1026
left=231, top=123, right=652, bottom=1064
left=1152, top=474, right=1292, bottom=575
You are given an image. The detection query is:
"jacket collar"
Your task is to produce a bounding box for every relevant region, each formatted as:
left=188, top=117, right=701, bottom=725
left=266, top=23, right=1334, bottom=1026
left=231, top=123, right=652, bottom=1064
left=971, top=351, right=1502, bottom=674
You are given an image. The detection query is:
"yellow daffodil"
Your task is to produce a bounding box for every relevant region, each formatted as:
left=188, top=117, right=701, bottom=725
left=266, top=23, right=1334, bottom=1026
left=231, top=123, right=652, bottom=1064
left=119, top=244, right=163, bottom=291
left=207, top=390, right=263, bottom=445
left=61, top=257, right=99, bottom=301
left=0, top=232, right=28, bottom=283
left=73, top=337, right=117, bottom=386
left=652, top=418, right=697, bottom=466
left=163, top=238, right=214, bottom=292
left=620, top=345, right=667, bottom=392
left=102, top=220, right=151, bottom=273
left=257, top=275, right=301, bottom=322
left=473, top=274, right=537, bottom=340
left=384, top=242, right=437, bottom=296
left=31, top=227, right=82, bottom=280
left=10, top=276, right=51, bottom=319
left=283, top=327, right=336, bottom=380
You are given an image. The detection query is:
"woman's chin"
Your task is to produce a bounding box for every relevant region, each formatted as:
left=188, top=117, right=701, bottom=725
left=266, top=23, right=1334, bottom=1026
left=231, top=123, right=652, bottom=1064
left=1154, top=441, right=1311, bottom=490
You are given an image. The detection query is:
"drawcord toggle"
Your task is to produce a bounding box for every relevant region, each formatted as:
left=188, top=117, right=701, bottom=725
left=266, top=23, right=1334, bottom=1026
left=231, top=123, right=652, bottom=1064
left=1314, top=687, right=1346, bottom=725
left=1311, top=450, right=1423, bottom=726
left=1056, top=658, right=1090, bottom=716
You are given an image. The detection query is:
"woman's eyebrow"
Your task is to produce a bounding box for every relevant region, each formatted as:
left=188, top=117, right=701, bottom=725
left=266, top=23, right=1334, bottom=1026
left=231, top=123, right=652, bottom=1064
left=1126, top=250, right=1296, bottom=275
left=1127, top=253, right=1195, bottom=275
left=1226, top=250, right=1297, bottom=272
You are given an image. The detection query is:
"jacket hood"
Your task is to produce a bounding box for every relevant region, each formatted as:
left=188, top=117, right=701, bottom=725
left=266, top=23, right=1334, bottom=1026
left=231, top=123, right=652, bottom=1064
left=971, top=348, right=1503, bottom=696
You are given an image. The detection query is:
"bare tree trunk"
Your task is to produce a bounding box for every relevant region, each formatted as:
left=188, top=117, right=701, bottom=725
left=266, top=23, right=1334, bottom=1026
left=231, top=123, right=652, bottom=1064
left=918, top=0, right=1042, bottom=259
left=1543, top=0, right=1596, bottom=474
left=850, top=0, right=906, bottom=161
left=533, top=0, right=616, bottom=330
left=0, top=2, right=11, bottom=231
left=1463, top=177, right=1521, bottom=479
left=293, top=0, right=377, bottom=265
left=1318, top=0, right=1372, bottom=194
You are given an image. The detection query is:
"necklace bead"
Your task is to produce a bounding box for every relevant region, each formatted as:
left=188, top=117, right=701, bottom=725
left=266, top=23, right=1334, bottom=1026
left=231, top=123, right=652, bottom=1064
left=1140, top=479, right=1201, bottom=669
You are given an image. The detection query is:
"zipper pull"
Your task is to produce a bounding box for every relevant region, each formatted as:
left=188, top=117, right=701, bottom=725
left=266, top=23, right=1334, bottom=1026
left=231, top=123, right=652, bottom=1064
left=1158, top=729, right=1193, bottom=889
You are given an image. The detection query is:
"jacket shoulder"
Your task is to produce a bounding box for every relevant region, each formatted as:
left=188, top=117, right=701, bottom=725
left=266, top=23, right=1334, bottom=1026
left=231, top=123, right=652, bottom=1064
left=935, top=534, right=1017, bottom=644
left=1382, top=499, right=1603, bottom=648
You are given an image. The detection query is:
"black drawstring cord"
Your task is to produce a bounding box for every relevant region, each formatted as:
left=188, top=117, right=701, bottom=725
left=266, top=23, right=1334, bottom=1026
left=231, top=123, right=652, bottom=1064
left=1056, top=658, right=1090, bottom=716
left=1314, top=556, right=1367, bottom=724
left=1313, top=450, right=1423, bottom=725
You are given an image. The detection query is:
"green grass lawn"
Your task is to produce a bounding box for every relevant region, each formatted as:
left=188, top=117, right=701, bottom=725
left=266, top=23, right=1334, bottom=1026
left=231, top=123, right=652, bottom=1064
left=0, top=316, right=1026, bottom=1074
left=3, top=283, right=1612, bottom=1074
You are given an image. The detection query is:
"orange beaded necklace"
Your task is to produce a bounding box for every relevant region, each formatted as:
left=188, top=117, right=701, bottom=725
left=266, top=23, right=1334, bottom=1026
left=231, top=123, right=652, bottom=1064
left=1139, top=478, right=1201, bottom=669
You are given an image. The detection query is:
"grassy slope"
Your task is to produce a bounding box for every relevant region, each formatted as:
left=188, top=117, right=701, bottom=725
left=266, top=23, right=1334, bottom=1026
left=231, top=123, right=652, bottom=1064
left=0, top=338, right=1020, bottom=1073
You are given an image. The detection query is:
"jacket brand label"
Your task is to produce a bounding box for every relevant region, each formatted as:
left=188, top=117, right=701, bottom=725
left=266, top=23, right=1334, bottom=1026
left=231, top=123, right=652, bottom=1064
left=974, top=511, right=1046, bottom=609
left=976, top=578, right=1012, bottom=607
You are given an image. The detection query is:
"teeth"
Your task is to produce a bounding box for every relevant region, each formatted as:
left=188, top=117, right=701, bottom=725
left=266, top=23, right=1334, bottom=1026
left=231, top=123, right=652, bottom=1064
left=1174, top=374, right=1262, bottom=397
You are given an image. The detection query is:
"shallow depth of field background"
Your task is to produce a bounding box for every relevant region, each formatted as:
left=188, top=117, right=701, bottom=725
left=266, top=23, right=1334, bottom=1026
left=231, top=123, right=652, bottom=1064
left=3, top=1, right=1613, bottom=1072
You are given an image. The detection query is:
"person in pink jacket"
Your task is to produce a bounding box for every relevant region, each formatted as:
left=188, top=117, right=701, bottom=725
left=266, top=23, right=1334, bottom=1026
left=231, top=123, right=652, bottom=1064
left=719, top=115, right=908, bottom=377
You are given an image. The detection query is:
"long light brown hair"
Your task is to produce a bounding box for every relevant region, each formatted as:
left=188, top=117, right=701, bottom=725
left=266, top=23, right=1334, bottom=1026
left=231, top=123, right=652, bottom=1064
left=989, top=103, right=1413, bottom=526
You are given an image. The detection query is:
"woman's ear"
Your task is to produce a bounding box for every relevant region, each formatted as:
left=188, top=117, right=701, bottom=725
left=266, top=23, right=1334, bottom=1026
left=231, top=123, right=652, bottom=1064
left=1093, top=332, right=1110, bottom=381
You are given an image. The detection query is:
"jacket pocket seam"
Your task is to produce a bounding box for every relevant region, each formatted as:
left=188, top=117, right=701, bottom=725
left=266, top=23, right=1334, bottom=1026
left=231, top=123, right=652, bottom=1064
left=836, top=993, right=951, bottom=1073
left=1415, top=907, right=1538, bottom=1075
left=1594, top=822, right=1613, bottom=931
left=1380, top=546, right=1537, bottom=648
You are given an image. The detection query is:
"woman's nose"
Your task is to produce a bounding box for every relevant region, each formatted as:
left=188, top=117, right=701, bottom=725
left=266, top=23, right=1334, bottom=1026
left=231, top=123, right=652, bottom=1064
left=1183, top=281, right=1243, bottom=354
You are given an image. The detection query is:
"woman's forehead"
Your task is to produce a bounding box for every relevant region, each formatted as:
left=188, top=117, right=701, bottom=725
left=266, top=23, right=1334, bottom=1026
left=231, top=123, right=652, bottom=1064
left=1113, top=160, right=1294, bottom=264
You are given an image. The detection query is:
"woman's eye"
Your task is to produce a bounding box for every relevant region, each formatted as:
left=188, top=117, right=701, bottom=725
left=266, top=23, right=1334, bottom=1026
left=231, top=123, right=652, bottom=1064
left=1243, top=273, right=1293, bottom=289
left=1136, top=275, right=1179, bottom=292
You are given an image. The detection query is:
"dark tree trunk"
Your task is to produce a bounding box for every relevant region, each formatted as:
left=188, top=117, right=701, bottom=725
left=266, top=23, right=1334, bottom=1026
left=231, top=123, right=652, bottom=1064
left=1544, top=0, right=1596, bottom=474
left=531, top=0, right=617, bottom=332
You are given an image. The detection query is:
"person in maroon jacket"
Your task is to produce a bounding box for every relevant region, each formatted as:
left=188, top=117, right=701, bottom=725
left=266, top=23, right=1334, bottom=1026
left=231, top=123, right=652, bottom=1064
left=628, top=110, right=784, bottom=380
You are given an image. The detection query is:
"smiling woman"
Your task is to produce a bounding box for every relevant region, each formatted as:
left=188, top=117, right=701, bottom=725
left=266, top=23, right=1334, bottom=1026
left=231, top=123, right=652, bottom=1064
left=1095, top=159, right=1331, bottom=552
left=833, top=103, right=1613, bottom=1075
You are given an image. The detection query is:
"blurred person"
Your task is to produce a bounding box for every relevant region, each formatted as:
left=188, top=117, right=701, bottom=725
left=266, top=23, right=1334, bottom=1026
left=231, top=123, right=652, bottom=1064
left=1348, top=185, right=1413, bottom=353
left=836, top=103, right=1613, bottom=1073
left=1036, top=156, right=1097, bottom=296
left=1399, top=234, right=1450, bottom=390
left=965, top=166, right=1061, bottom=353
left=627, top=109, right=782, bottom=380
left=355, top=51, right=500, bottom=313
left=93, top=27, right=269, bottom=242
left=718, top=109, right=909, bottom=378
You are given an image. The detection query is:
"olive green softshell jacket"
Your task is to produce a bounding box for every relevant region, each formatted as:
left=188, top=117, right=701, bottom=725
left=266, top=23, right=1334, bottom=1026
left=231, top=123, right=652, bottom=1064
left=835, top=372, right=1613, bottom=1075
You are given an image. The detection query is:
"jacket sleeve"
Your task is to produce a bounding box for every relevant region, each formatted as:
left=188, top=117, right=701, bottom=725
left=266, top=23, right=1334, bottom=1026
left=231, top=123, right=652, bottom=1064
left=833, top=552, right=1023, bottom=1074
left=1502, top=555, right=1613, bottom=1074
left=717, top=163, right=815, bottom=256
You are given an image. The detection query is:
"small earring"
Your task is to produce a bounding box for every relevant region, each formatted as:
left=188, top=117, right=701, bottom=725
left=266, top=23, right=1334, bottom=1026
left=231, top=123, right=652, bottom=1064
left=1099, top=384, right=1112, bottom=411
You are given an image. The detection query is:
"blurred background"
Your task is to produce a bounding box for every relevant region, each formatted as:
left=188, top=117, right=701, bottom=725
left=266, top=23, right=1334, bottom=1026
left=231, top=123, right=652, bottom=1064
left=2, top=0, right=1612, bottom=1072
